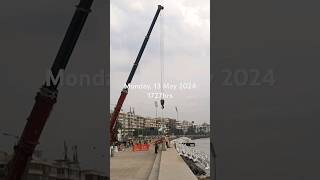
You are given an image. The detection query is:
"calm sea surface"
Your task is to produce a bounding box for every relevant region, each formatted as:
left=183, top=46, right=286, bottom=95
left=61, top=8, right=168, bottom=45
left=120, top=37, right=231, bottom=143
left=193, top=138, right=210, bottom=158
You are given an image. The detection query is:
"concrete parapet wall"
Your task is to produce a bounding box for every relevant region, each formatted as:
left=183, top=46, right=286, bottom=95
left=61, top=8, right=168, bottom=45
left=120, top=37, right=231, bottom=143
left=158, top=146, right=198, bottom=180
left=148, top=149, right=162, bottom=180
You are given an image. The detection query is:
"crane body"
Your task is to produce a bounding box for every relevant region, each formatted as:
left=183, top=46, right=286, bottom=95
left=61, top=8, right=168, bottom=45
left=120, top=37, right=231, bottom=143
left=110, top=5, right=164, bottom=143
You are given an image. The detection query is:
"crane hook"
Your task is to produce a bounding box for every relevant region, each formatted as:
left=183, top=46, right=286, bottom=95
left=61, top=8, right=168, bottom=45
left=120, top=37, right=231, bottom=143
left=160, top=99, right=165, bottom=109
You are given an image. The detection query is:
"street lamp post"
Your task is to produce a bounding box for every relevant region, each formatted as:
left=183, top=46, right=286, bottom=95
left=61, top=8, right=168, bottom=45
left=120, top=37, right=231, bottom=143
left=175, top=106, right=179, bottom=135
left=154, top=101, right=158, bottom=118
left=175, top=106, right=178, bottom=121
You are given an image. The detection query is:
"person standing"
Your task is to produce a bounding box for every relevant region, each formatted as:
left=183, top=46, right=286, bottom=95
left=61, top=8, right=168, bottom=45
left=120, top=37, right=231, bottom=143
left=162, top=136, right=167, bottom=151
left=165, top=136, right=170, bottom=148
left=110, top=145, right=114, bottom=157
left=155, top=142, right=159, bottom=154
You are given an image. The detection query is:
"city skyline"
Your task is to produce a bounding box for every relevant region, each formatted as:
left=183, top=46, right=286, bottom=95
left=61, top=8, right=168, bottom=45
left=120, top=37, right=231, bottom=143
left=110, top=110, right=210, bottom=140
left=110, top=105, right=210, bottom=125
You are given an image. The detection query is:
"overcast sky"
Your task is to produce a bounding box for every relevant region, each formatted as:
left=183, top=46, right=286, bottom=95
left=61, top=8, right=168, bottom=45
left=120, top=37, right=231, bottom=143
left=110, top=0, right=210, bottom=124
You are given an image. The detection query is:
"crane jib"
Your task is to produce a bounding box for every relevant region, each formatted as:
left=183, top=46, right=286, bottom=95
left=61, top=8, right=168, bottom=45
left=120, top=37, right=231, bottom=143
left=126, top=5, right=164, bottom=85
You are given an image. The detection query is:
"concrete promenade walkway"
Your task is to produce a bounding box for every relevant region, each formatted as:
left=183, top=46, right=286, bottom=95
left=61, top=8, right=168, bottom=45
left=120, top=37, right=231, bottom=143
left=110, top=146, right=156, bottom=180
left=110, top=144, right=198, bottom=180
left=158, top=146, right=198, bottom=180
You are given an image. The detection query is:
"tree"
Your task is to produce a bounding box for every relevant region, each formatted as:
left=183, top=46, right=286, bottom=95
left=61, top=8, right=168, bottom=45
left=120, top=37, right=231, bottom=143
left=186, top=126, right=196, bottom=135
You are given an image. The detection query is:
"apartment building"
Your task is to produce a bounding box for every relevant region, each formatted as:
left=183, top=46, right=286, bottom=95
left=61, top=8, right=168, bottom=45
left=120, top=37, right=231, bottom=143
left=144, top=117, right=157, bottom=128
left=181, top=120, right=193, bottom=133
left=110, top=110, right=210, bottom=136
left=175, top=121, right=183, bottom=130
left=195, top=123, right=210, bottom=134
left=135, top=115, right=145, bottom=129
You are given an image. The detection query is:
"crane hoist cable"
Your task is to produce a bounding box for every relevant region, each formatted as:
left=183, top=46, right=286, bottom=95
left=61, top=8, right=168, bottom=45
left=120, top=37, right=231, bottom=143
left=159, top=11, right=166, bottom=135
left=160, top=10, right=165, bottom=110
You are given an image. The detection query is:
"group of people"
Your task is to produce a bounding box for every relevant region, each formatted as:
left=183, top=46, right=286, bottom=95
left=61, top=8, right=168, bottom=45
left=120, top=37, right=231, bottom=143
left=110, top=135, right=171, bottom=156
left=154, top=135, right=171, bottom=154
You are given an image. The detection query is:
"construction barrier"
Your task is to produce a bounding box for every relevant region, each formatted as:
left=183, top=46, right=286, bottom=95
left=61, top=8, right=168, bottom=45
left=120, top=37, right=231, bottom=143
left=132, top=144, right=150, bottom=151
